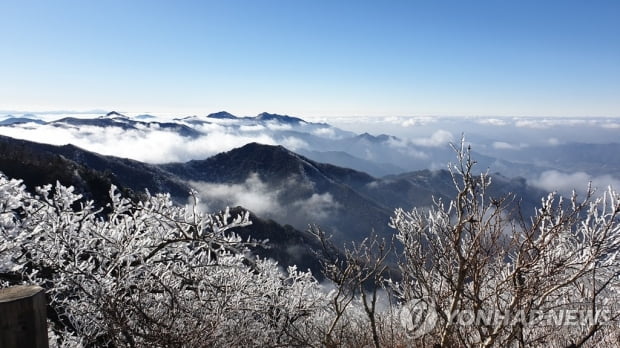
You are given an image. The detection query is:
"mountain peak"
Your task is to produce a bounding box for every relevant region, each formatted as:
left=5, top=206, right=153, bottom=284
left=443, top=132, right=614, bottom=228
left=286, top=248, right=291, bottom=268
left=207, top=111, right=237, bottom=119
left=104, top=111, right=127, bottom=118
left=237, top=142, right=290, bottom=153
left=227, top=142, right=296, bottom=160
left=255, top=112, right=306, bottom=124
left=358, top=132, right=377, bottom=140
left=357, top=132, right=394, bottom=142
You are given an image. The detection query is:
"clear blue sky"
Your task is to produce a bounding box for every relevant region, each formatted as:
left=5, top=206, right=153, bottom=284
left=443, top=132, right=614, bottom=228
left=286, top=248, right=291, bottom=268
left=1, top=0, right=618, bottom=117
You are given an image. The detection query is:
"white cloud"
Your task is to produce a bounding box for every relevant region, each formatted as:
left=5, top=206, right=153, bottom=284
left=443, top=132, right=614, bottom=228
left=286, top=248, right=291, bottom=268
left=386, top=137, right=429, bottom=158
left=514, top=118, right=595, bottom=129
left=312, top=127, right=336, bottom=138
left=400, top=118, right=421, bottom=127
left=177, top=132, right=277, bottom=162
left=601, top=122, right=620, bottom=129
left=492, top=141, right=528, bottom=150
left=193, top=122, right=227, bottom=132
left=239, top=124, right=266, bottom=132
left=0, top=122, right=278, bottom=163
left=190, top=174, right=341, bottom=225
left=514, top=119, right=551, bottom=129
left=492, top=142, right=518, bottom=150
left=196, top=118, right=239, bottom=126
left=191, top=173, right=281, bottom=216
left=292, top=193, right=341, bottom=221
left=379, top=116, right=436, bottom=128
left=366, top=180, right=381, bottom=189
left=476, top=118, right=508, bottom=126
left=411, top=130, right=454, bottom=147
left=264, top=121, right=292, bottom=131
left=280, top=137, right=308, bottom=151
left=531, top=170, right=620, bottom=196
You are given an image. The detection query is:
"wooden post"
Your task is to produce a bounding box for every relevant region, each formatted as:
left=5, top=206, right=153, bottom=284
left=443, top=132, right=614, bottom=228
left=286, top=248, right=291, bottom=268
left=0, top=285, right=49, bottom=348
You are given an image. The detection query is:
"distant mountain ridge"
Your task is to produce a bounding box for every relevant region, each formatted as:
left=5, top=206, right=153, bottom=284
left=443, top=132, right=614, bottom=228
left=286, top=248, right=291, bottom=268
left=0, top=117, right=46, bottom=126
left=255, top=112, right=306, bottom=124
left=2, top=110, right=615, bottom=183
left=0, top=110, right=537, bottom=178
left=202, top=111, right=307, bottom=124
left=50, top=114, right=203, bottom=138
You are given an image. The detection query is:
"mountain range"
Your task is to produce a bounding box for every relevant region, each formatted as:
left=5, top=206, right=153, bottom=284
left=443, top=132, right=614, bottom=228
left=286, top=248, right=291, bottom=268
left=2, top=111, right=618, bottom=182
left=0, top=133, right=545, bottom=247
left=1, top=110, right=618, bottom=271
left=0, top=111, right=620, bottom=256
left=0, top=111, right=545, bottom=177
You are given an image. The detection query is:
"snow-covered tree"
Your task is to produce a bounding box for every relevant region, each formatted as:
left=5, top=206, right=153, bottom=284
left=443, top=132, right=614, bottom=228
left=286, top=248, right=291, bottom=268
left=390, top=140, right=620, bottom=347
left=0, top=176, right=327, bottom=347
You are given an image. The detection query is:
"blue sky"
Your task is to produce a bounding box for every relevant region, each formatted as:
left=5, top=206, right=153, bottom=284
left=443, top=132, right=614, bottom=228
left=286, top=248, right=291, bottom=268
left=1, top=0, right=618, bottom=117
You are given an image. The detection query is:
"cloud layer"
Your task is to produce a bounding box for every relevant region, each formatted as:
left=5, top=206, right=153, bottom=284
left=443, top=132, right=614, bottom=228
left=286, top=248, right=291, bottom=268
left=0, top=122, right=280, bottom=163
left=411, top=130, right=454, bottom=147
left=531, top=170, right=620, bottom=196
left=190, top=173, right=341, bottom=228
